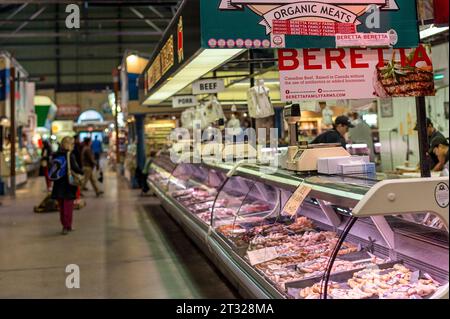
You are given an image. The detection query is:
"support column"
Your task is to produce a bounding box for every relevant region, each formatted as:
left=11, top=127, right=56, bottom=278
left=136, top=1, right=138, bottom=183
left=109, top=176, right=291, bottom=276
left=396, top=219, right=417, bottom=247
left=415, top=96, right=431, bottom=178
left=135, top=114, right=146, bottom=170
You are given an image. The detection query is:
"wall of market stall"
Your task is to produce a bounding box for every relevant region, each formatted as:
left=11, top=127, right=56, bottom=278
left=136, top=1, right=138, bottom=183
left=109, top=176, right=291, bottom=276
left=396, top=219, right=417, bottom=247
left=378, top=42, right=449, bottom=172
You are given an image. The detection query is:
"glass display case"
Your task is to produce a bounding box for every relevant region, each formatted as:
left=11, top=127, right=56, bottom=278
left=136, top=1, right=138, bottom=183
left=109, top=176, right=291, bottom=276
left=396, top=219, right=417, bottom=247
left=147, top=155, right=449, bottom=299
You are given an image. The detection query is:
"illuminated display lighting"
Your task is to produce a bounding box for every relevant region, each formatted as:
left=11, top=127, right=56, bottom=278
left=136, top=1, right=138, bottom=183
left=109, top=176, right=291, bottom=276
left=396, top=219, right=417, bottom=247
left=143, top=49, right=244, bottom=105
left=420, top=25, right=449, bottom=39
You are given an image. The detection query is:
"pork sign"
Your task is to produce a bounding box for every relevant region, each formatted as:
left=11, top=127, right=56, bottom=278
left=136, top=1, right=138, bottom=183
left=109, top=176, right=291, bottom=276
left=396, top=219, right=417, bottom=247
left=278, top=44, right=435, bottom=101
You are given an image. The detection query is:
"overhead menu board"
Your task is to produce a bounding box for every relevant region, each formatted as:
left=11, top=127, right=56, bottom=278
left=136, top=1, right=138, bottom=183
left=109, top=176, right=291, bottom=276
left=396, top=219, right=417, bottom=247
left=200, top=0, right=419, bottom=49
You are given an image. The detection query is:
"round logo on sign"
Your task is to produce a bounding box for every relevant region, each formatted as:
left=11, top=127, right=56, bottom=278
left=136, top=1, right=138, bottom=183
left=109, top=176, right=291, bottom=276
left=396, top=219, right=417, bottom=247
left=227, top=39, right=236, bottom=48
left=272, top=35, right=283, bottom=46
left=253, top=39, right=262, bottom=48
left=262, top=39, right=271, bottom=48
left=236, top=39, right=244, bottom=48
left=435, top=182, right=449, bottom=208
left=208, top=38, right=217, bottom=48
left=388, top=29, right=398, bottom=46
left=318, top=88, right=323, bottom=93
left=245, top=39, right=253, bottom=48
left=218, top=39, right=226, bottom=48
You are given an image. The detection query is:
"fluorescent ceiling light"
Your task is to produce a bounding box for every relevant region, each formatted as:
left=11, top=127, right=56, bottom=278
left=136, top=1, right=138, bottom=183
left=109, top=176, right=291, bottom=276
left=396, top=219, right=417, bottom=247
left=420, top=24, right=449, bottom=39
left=231, top=80, right=280, bottom=87
left=144, top=49, right=244, bottom=105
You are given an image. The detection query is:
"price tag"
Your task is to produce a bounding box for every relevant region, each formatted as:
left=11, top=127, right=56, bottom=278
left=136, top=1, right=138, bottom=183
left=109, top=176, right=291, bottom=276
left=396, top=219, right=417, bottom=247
left=283, top=184, right=312, bottom=216
left=247, top=247, right=279, bottom=266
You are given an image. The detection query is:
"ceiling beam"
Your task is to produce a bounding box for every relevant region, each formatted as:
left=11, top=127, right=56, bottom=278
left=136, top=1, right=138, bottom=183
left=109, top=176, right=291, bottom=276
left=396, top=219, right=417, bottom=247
left=0, top=30, right=163, bottom=38
left=0, top=3, right=28, bottom=27
left=0, top=17, right=172, bottom=23
left=0, top=41, right=157, bottom=48
left=1, top=6, right=47, bottom=44
left=129, top=7, right=163, bottom=33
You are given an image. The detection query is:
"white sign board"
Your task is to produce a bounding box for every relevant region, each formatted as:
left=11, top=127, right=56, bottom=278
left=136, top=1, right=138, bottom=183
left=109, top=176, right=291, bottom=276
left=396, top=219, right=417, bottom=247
left=278, top=44, right=434, bottom=101
left=172, top=95, right=198, bottom=108
left=192, top=79, right=225, bottom=95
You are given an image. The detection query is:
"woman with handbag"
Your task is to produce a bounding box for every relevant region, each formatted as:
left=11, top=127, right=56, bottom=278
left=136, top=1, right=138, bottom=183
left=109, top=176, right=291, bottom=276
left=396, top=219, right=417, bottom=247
left=50, top=136, right=83, bottom=235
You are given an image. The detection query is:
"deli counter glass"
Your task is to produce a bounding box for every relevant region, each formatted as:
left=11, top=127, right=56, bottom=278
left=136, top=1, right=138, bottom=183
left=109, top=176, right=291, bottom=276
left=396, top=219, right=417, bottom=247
left=147, top=155, right=449, bottom=299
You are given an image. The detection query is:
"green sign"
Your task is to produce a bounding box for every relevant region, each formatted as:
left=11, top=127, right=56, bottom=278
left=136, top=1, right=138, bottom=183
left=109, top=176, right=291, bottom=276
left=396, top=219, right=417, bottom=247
left=200, top=0, right=419, bottom=49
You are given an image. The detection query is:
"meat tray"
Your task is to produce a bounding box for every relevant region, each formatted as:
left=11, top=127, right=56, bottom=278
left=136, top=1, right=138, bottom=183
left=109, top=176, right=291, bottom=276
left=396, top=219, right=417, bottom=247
left=286, top=260, right=401, bottom=299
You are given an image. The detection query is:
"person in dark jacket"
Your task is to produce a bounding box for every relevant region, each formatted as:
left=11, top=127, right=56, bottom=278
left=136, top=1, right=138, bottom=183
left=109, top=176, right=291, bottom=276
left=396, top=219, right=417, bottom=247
left=72, top=134, right=83, bottom=169
left=40, top=139, right=53, bottom=192
left=51, top=136, right=83, bottom=235
left=414, top=118, right=446, bottom=171
left=81, top=137, right=103, bottom=196
left=310, top=115, right=354, bottom=148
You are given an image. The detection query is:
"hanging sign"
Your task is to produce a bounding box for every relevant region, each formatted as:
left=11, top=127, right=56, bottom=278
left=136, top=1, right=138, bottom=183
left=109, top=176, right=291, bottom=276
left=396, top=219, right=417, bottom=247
left=192, top=79, right=225, bottom=95
left=283, top=184, right=312, bottom=216
left=172, top=95, right=198, bottom=108
left=279, top=44, right=435, bottom=101
left=201, top=0, right=419, bottom=49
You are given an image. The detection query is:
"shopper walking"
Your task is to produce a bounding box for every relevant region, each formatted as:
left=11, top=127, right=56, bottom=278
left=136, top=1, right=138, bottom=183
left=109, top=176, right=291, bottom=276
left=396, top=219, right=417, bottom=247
left=91, top=135, right=103, bottom=167
left=72, top=134, right=83, bottom=169
left=311, top=115, right=354, bottom=149
left=50, top=136, right=83, bottom=235
left=39, top=139, right=53, bottom=193
left=81, top=137, right=103, bottom=197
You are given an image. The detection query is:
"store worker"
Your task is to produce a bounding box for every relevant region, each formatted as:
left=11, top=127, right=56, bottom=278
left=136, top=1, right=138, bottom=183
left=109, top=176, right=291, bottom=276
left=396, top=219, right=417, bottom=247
left=414, top=118, right=446, bottom=171
left=310, top=115, right=354, bottom=148
left=430, top=136, right=449, bottom=175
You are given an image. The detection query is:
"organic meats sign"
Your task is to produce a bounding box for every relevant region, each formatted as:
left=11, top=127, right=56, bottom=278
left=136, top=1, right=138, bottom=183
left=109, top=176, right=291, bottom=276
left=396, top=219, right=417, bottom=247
left=201, top=0, right=419, bottom=49
left=278, top=45, right=435, bottom=101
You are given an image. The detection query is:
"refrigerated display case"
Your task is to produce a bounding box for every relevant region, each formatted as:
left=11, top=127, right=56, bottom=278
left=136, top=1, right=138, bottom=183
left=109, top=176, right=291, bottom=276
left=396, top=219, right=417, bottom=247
left=147, top=155, right=449, bottom=299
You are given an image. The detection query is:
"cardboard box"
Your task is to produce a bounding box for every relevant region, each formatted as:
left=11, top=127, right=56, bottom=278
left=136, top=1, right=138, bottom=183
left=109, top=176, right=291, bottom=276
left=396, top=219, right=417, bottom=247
left=317, top=156, right=369, bottom=175
left=338, top=162, right=376, bottom=175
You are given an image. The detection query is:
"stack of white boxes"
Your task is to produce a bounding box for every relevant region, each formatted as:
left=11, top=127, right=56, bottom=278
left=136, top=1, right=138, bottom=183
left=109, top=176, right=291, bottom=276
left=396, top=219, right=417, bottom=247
left=317, top=156, right=375, bottom=175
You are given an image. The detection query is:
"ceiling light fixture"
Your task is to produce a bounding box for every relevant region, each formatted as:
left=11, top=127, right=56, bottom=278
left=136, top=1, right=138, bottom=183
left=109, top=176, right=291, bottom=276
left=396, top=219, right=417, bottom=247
left=420, top=24, right=449, bottom=39
left=143, top=48, right=245, bottom=105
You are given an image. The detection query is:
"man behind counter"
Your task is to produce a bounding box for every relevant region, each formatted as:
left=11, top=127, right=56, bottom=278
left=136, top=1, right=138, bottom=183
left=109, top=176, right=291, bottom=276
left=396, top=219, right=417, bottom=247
left=310, top=115, right=354, bottom=149
left=430, top=136, right=449, bottom=175
left=414, top=118, right=446, bottom=171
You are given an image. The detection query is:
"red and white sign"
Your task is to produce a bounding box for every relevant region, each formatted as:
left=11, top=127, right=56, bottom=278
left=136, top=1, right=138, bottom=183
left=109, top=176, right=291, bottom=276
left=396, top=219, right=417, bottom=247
left=56, top=104, right=81, bottom=119
left=335, top=32, right=393, bottom=47
left=279, top=45, right=435, bottom=101
left=273, top=20, right=356, bottom=36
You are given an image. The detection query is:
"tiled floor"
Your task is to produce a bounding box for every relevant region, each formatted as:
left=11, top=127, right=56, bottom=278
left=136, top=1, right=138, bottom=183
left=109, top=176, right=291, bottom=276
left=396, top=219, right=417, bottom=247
left=0, top=170, right=238, bottom=298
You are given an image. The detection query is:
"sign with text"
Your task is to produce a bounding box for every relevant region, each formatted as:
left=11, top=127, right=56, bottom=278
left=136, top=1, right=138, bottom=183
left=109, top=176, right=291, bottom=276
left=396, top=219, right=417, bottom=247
left=279, top=45, right=435, bottom=101
left=201, top=0, right=419, bottom=49
left=56, top=104, right=81, bottom=119
left=192, top=79, right=225, bottom=95
left=172, top=95, right=198, bottom=108
left=247, top=247, right=279, bottom=266
left=283, top=184, right=312, bottom=216
left=335, top=32, right=393, bottom=47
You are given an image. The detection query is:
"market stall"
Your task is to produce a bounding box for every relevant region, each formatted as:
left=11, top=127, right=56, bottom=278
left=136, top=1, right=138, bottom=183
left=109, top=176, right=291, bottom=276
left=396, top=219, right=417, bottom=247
left=137, top=0, right=448, bottom=299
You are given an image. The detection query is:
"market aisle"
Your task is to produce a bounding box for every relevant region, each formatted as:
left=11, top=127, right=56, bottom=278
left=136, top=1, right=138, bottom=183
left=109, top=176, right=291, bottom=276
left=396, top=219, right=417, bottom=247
left=0, top=171, right=238, bottom=298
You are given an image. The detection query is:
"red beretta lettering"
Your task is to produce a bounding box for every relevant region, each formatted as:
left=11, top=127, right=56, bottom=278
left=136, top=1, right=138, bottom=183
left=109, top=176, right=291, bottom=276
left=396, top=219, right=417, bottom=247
left=398, top=49, right=408, bottom=67
left=303, top=49, right=322, bottom=70
left=325, top=48, right=346, bottom=69
left=350, top=48, right=369, bottom=68
left=373, top=48, right=384, bottom=68
left=279, top=49, right=299, bottom=71
left=409, top=44, right=432, bottom=67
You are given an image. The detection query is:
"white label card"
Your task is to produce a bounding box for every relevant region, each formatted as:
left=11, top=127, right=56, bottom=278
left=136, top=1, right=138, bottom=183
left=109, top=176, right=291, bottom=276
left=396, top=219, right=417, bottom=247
left=247, top=247, right=279, bottom=266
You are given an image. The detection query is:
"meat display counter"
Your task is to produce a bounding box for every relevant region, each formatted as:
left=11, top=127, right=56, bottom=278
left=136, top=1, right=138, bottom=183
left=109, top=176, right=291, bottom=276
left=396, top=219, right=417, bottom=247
left=147, top=154, right=449, bottom=299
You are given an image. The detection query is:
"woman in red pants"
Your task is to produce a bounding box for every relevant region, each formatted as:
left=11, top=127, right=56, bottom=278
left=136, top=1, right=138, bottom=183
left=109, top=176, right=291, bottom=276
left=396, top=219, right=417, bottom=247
left=51, top=136, right=83, bottom=235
